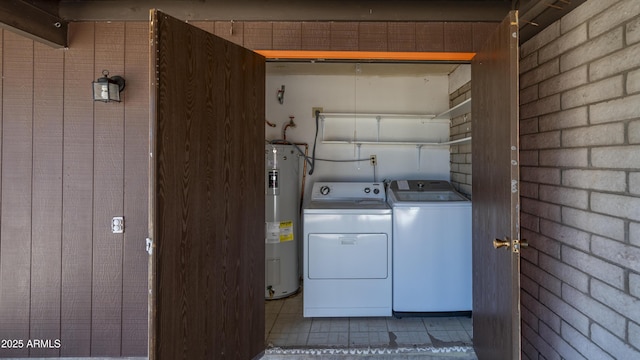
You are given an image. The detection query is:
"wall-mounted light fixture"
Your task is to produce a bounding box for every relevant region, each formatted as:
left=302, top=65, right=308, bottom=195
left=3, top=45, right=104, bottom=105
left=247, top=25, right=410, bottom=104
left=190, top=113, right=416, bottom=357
left=92, top=70, right=125, bottom=102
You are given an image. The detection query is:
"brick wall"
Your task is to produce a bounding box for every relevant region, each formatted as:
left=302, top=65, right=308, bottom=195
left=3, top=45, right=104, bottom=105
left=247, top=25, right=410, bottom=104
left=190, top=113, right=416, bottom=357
left=449, top=66, right=472, bottom=198
left=519, top=0, right=640, bottom=359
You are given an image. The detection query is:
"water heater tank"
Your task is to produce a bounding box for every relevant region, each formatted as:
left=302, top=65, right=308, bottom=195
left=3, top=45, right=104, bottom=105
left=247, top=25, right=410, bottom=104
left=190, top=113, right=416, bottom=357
left=265, top=144, right=300, bottom=299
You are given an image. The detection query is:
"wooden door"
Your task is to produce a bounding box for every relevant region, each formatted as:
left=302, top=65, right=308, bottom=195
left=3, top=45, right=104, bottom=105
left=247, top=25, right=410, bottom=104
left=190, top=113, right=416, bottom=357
left=148, top=10, right=265, bottom=360
left=471, top=11, right=521, bottom=360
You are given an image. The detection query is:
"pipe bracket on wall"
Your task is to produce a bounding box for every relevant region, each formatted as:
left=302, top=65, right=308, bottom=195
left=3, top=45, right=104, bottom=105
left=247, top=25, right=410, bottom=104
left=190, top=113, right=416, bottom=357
left=277, top=85, right=285, bottom=104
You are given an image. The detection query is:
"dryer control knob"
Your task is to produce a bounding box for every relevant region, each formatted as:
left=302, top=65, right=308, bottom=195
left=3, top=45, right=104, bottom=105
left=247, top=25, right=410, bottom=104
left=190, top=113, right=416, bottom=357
left=320, top=185, right=331, bottom=195
left=373, top=188, right=380, bottom=194
left=364, top=187, right=371, bottom=193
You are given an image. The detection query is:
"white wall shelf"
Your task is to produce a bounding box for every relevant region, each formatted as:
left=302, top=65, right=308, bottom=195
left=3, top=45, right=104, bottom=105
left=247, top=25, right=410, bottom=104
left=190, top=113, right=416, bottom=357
left=320, top=112, right=438, bottom=120
left=319, top=112, right=450, bottom=146
left=321, top=137, right=471, bottom=146
left=434, top=98, right=471, bottom=120
left=318, top=107, right=472, bottom=146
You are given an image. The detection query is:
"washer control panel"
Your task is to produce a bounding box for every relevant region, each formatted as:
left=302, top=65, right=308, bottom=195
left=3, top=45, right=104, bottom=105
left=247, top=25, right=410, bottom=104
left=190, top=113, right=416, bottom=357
left=311, top=182, right=385, bottom=201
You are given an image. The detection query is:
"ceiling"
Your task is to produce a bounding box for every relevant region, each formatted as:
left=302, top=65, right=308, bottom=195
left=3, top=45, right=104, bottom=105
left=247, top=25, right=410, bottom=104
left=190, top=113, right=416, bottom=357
left=6, top=0, right=586, bottom=48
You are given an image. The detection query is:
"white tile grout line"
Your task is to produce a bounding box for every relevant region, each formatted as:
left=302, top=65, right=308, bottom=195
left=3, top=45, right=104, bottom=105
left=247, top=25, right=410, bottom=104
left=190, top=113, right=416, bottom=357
left=265, top=346, right=474, bottom=355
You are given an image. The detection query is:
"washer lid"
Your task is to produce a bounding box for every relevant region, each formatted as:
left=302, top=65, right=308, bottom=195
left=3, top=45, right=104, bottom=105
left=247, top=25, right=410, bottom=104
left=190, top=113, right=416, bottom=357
left=388, top=180, right=468, bottom=203
left=392, top=190, right=467, bottom=202
left=389, top=179, right=455, bottom=192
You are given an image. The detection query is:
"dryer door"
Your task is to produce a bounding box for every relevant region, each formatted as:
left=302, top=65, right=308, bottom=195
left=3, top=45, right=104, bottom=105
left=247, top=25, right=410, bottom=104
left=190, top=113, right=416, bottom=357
left=308, top=233, right=389, bottom=279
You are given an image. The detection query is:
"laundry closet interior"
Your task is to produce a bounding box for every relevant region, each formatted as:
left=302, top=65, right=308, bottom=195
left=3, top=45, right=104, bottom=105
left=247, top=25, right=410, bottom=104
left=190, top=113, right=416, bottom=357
left=263, top=60, right=474, bottom=351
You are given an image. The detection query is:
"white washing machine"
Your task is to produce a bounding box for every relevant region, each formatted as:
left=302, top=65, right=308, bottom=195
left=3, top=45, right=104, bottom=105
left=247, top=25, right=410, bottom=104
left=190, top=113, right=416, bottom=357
left=303, top=182, right=392, bottom=317
left=388, top=180, right=472, bottom=315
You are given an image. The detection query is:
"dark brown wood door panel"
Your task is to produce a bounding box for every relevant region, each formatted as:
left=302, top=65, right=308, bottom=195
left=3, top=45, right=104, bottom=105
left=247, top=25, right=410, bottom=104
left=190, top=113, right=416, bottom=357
left=471, top=10, right=521, bottom=360
left=149, top=10, right=265, bottom=360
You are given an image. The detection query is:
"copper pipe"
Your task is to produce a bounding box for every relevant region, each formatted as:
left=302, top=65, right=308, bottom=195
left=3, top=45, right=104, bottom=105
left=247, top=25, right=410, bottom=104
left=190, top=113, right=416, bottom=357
left=282, top=116, right=296, bottom=140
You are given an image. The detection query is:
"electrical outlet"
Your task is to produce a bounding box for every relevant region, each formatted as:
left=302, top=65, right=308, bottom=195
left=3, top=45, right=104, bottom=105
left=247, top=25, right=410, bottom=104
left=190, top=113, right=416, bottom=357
left=370, top=155, right=377, bottom=166
left=112, top=216, right=124, bottom=234
left=312, top=107, right=323, bottom=118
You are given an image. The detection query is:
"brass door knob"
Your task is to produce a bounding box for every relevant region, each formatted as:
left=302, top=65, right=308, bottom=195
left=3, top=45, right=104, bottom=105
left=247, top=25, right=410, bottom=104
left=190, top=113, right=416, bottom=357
left=493, top=238, right=510, bottom=249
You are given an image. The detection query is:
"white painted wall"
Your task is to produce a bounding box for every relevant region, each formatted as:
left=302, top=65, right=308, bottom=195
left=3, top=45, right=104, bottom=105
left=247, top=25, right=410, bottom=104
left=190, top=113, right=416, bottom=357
left=265, top=63, right=452, bottom=198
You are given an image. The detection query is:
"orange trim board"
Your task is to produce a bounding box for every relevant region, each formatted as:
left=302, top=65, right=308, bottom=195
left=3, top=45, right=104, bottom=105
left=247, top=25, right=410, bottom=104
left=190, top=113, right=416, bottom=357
left=255, top=50, right=475, bottom=62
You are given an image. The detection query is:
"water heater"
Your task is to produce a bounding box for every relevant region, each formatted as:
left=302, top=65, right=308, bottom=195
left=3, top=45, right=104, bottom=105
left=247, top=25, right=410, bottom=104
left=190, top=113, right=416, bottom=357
left=265, top=144, right=300, bottom=299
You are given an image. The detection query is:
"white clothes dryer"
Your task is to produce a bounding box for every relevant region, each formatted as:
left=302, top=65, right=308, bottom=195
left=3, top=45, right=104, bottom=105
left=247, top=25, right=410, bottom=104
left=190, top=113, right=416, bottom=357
left=303, top=182, right=392, bottom=317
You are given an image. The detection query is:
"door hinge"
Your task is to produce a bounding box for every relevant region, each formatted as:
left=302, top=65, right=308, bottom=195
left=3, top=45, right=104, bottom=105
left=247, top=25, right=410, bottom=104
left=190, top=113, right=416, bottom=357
left=146, top=237, right=153, bottom=255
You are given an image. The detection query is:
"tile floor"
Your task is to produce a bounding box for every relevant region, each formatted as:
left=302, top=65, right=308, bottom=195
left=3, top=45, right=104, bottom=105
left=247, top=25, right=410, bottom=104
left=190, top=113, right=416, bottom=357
left=265, top=291, right=474, bottom=352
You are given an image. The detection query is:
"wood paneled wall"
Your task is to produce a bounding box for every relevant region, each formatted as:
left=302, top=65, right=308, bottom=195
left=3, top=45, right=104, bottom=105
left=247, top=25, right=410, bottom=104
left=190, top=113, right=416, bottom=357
left=0, top=22, right=149, bottom=358
left=190, top=20, right=498, bottom=52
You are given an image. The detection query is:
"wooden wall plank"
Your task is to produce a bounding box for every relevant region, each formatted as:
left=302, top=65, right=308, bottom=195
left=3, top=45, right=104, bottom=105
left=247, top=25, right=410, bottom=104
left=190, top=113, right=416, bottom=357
left=416, top=22, right=444, bottom=51
left=388, top=22, right=416, bottom=52
left=0, top=32, right=3, bottom=353
left=244, top=21, right=273, bottom=49
left=29, top=41, right=64, bottom=358
left=301, top=22, right=330, bottom=50
left=61, top=22, right=95, bottom=357
left=359, top=22, right=387, bottom=51
left=273, top=22, right=301, bottom=50
left=151, top=19, right=491, bottom=53
left=331, top=22, right=358, bottom=50
left=121, top=21, right=149, bottom=357
left=91, top=21, right=125, bottom=356
left=0, top=35, right=2, bottom=327
left=188, top=21, right=214, bottom=33
left=0, top=29, right=3, bottom=354
left=215, top=21, right=244, bottom=46
left=444, top=22, right=473, bottom=52
left=473, top=22, right=499, bottom=52
left=0, top=29, right=33, bottom=360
